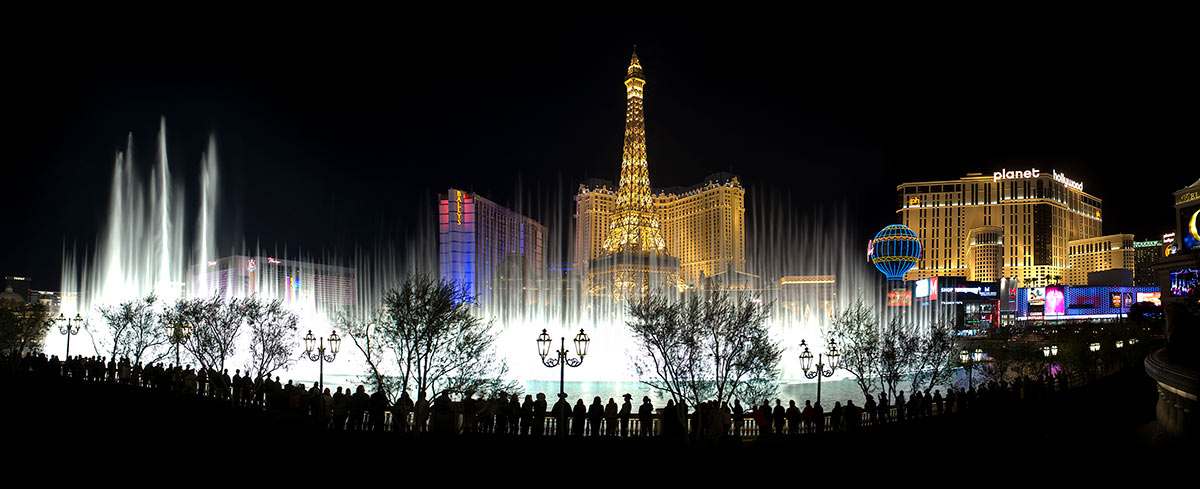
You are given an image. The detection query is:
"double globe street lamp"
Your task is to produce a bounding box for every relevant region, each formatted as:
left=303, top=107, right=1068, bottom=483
left=960, top=348, right=983, bottom=388
left=56, top=312, right=84, bottom=359
left=798, top=338, right=839, bottom=405
left=1042, top=344, right=1059, bottom=380
left=537, top=328, right=590, bottom=397
left=303, top=330, right=341, bottom=391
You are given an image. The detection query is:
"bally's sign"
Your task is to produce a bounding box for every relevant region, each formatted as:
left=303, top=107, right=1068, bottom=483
left=992, top=168, right=1083, bottom=191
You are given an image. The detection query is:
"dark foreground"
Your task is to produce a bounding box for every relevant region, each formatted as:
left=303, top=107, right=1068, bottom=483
left=3, top=366, right=1183, bottom=475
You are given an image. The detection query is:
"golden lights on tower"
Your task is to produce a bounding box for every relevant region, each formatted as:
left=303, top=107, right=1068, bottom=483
left=603, top=48, right=667, bottom=255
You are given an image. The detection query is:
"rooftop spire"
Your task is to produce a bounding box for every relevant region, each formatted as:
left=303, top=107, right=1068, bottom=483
left=627, top=46, right=644, bottom=81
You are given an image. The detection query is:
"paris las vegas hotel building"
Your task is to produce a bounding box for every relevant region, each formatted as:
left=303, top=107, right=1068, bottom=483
left=898, top=168, right=1134, bottom=288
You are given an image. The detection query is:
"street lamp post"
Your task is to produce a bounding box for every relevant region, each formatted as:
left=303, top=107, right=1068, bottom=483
left=960, top=348, right=983, bottom=389
left=537, top=328, right=589, bottom=397
left=798, top=339, right=839, bottom=405
left=56, top=313, right=84, bottom=360
left=168, top=321, right=192, bottom=367
left=303, top=330, right=340, bottom=391
left=1042, top=344, right=1058, bottom=380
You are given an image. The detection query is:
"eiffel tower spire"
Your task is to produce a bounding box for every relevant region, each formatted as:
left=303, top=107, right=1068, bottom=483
left=604, top=47, right=666, bottom=254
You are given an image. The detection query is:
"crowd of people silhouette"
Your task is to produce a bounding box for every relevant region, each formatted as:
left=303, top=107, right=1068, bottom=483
left=3, top=351, right=1071, bottom=439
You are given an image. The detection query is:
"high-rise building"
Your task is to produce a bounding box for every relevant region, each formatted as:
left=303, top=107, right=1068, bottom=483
left=1066, top=234, right=1134, bottom=285
left=576, top=49, right=746, bottom=292
left=439, top=188, right=546, bottom=304
left=1133, top=238, right=1163, bottom=286
left=897, top=169, right=1105, bottom=287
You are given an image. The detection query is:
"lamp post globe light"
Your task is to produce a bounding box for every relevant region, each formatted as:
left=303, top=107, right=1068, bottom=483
left=537, top=328, right=589, bottom=397
left=1089, top=341, right=1103, bottom=379
left=303, top=330, right=340, bottom=391
left=1042, top=344, right=1058, bottom=378
left=798, top=338, right=839, bottom=405
left=960, top=349, right=973, bottom=389
left=56, top=313, right=84, bottom=360
left=167, top=320, right=192, bottom=367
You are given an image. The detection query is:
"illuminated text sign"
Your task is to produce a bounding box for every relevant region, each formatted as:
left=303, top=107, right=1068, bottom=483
left=1052, top=170, right=1083, bottom=191
left=993, top=168, right=1040, bottom=182
left=456, top=190, right=463, bottom=226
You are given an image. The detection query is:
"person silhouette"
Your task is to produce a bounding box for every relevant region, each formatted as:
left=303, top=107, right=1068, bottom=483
left=332, top=387, right=348, bottom=431
left=533, top=393, right=548, bottom=436
left=414, top=391, right=430, bottom=433
left=757, top=399, right=771, bottom=436
left=433, top=390, right=452, bottom=434
left=619, top=393, right=633, bottom=437
left=520, top=394, right=534, bottom=436
left=605, top=397, right=619, bottom=436
left=572, top=399, right=587, bottom=436
left=350, top=385, right=370, bottom=432
left=552, top=393, right=570, bottom=437
left=772, top=399, right=785, bottom=435
left=845, top=400, right=861, bottom=432
left=802, top=400, right=814, bottom=433
left=638, top=396, right=654, bottom=437
left=369, top=387, right=388, bottom=432
left=786, top=400, right=800, bottom=434
left=588, top=396, right=604, bottom=437
left=831, top=401, right=843, bottom=432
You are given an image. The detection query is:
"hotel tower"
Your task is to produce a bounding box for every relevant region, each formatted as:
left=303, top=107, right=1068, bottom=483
left=897, top=169, right=1133, bottom=287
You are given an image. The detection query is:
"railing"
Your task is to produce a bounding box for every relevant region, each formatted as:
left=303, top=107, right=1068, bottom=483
left=337, top=402, right=970, bottom=438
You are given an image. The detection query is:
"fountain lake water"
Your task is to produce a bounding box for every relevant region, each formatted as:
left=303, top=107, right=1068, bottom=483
left=55, top=121, right=944, bottom=404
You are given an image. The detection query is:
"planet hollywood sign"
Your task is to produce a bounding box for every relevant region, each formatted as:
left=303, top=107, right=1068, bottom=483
left=991, top=168, right=1084, bottom=191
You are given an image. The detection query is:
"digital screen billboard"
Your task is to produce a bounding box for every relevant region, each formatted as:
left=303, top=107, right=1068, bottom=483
left=914, top=279, right=929, bottom=300
left=1045, top=286, right=1065, bottom=315
left=1171, top=269, right=1198, bottom=296
left=1028, top=287, right=1046, bottom=306
left=1110, top=292, right=1122, bottom=308
left=887, top=289, right=912, bottom=307
left=1136, top=292, right=1162, bottom=306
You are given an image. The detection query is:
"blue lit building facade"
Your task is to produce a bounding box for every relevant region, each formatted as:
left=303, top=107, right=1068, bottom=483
left=438, top=188, right=546, bottom=304
left=1014, top=285, right=1161, bottom=322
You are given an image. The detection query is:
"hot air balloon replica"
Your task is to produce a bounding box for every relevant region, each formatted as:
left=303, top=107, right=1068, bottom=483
left=868, top=224, right=922, bottom=281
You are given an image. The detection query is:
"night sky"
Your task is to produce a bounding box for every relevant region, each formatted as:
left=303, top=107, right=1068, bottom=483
left=5, top=16, right=1193, bottom=290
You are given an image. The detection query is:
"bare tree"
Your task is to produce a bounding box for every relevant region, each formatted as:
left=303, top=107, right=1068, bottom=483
left=627, top=293, right=693, bottom=404
left=877, top=317, right=918, bottom=398
left=97, top=294, right=170, bottom=364
left=907, top=322, right=960, bottom=394
left=627, top=288, right=782, bottom=406
left=343, top=274, right=515, bottom=401
left=170, top=297, right=244, bottom=372
left=823, top=297, right=880, bottom=401
left=338, top=311, right=394, bottom=397
left=242, top=297, right=299, bottom=382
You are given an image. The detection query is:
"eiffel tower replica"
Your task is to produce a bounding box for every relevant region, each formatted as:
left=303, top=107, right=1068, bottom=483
left=589, top=48, right=681, bottom=301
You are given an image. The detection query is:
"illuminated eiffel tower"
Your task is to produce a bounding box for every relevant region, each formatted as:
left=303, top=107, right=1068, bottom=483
left=603, top=48, right=666, bottom=254
left=590, top=47, right=680, bottom=301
